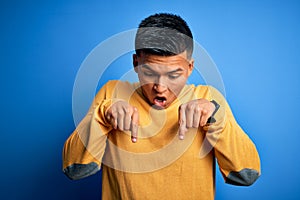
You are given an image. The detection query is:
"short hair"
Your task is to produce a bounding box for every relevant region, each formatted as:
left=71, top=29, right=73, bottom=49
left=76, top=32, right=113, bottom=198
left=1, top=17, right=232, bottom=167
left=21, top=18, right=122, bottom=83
left=135, top=13, right=194, bottom=59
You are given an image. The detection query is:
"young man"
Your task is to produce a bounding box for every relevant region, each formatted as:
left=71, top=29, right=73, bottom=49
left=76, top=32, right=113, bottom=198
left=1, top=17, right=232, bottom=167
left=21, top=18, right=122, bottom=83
left=63, top=13, right=260, bottom=199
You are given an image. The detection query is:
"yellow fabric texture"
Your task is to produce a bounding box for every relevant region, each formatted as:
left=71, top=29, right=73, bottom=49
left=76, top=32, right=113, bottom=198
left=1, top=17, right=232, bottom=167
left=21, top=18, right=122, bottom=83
left=63, top=80, right=260, bottom=200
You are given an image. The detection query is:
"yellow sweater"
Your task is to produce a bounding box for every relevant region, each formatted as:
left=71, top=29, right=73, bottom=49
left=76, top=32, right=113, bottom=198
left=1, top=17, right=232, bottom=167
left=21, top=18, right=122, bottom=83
left=63, top=80, right=260, bottom=200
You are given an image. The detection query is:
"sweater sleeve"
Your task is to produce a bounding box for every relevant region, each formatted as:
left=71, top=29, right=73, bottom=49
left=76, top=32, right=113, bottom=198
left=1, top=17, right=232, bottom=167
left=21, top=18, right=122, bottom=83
left=62, top=81, right=117, bottom=180
left=203, top=86, right=261, bottom=186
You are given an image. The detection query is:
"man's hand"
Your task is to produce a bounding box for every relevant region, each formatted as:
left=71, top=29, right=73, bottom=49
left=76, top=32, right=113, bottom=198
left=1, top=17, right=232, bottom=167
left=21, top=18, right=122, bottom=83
left=105, top=100, right=139, bottom=143
left=178, top=99, right=216, bottom=140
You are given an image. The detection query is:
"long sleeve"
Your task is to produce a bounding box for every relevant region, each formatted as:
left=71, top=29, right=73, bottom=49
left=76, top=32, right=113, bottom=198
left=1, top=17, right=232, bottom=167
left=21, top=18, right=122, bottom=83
left=203, top=86, right=261, bottom=186
left=62, top=81, right=117, bottom=180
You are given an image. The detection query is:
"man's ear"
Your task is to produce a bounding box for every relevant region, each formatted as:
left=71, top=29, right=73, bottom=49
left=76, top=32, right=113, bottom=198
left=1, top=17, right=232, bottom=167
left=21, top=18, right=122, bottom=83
left=133, top=54, right=139, bottom=73
left=188, top=59, right=194, bottom=76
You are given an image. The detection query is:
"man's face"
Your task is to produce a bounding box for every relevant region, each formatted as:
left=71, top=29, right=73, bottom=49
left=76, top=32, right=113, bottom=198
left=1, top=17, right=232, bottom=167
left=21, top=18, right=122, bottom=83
left=133, top=51, right=194, bottom=109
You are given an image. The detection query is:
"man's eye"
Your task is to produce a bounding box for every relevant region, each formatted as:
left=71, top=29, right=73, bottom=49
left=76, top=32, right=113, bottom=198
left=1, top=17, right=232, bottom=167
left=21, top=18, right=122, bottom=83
left=168, top=74, right=180, bottom=79
left=143, top=72, right=155, bottom=77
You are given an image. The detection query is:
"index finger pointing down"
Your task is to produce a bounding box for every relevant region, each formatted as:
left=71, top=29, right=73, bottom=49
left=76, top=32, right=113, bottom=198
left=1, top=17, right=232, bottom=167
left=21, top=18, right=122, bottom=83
left=131, top=107, right=139, bottom=143
left=178, top=106, right=187, bottom=140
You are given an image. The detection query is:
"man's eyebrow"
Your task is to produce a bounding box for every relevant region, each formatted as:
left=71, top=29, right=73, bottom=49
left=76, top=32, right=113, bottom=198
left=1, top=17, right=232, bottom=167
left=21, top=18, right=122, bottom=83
left=141, top=64, right=154, bottom=71
left=167, top=68, right=184, bottom=74
left=141, top=64, right=184, bottom=73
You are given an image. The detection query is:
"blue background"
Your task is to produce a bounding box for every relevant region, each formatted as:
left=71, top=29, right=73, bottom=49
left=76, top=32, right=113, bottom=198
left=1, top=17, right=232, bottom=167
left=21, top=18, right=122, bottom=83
left=1, top=0, right=300, bottom=199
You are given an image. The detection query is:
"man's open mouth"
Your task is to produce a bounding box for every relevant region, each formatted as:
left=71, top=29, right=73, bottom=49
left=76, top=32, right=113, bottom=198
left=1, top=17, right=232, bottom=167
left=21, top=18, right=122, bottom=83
left=153, top=96, right=167, bottom=108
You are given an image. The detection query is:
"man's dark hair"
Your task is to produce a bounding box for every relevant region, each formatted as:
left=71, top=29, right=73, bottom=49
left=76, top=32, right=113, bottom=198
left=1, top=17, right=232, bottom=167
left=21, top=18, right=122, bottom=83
left=135, top=13, right=194, bottom=59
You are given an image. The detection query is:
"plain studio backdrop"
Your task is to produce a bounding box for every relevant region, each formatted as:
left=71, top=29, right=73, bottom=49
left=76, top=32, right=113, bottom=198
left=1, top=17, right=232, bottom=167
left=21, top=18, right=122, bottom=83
left=1, top=0, right=299, bottom=199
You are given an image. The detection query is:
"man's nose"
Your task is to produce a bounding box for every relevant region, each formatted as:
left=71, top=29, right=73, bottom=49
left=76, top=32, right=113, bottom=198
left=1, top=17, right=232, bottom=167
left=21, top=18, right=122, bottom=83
left=153, top=77, right=167, bottom=93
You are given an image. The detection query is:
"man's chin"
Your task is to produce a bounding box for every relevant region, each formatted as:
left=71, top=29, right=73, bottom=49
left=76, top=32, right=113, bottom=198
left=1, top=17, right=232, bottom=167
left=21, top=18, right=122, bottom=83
left=151, top=104, right=166, bottom=110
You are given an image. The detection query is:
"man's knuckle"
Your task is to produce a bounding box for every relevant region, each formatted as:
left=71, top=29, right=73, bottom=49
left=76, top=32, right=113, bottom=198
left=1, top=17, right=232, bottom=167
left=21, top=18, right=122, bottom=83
left=124, top=107, right=131, bottom=114
left=131, top=123, right=138, bottom=129
left=179, top=118, right=186, bottom=125
left=179, top=104, right=186, bottom=110
left=186, top=104, right=194, bottom=111
left=179, top=126, right=186, bottom=132
left=111, top=110, right=118, bottom=118
left=117, top=110, right=124, bottom=115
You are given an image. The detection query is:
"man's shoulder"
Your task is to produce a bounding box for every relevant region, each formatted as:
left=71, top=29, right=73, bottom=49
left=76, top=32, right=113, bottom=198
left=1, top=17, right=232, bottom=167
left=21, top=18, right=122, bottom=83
left=98, top=80, right=138, bottom=99
left=184, top=84, right=224, bottom=100
left=184, top=84, right=210, bottom=93
left=102, top=80, right=136, bottom=89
